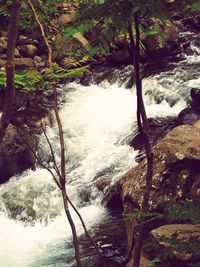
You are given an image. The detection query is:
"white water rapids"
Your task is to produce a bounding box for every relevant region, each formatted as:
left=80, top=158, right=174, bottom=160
left=0, top=33, right=199, bottom=266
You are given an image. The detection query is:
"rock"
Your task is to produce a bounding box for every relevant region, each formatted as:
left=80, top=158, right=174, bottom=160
left=34, top=55, right=43, bottom=63
left=19, top=44, right=38, bottom=58
left=0, top=54, right=6, bottom=60
left=152, top=224, right=200, bottom=262
left=15, top=57, right=36, bottom=70
left=121, top=124, right=200, bottom=209
left=0, top=124, right=36, bottom=183
left=0, top=59, right=6, bottom=68
left=193, top=119, right=200, bottom=128
left=15, top=48, right=20, bottom=58
left=101, top=182, right=123, bottom=212
left=0, top=36, right=7, bottom=53
left=191, top=87, right=200, bottom=105
left=177, top=108, right=200, bottom=125
left=121, top=125, right=200, bottom=266
left=17, top=35, right=39, bottom=46
left=109, top=49, right=131, bottom=65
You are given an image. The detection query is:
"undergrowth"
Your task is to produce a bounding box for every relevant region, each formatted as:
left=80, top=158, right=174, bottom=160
left=0, top=62, right=89, bottom=93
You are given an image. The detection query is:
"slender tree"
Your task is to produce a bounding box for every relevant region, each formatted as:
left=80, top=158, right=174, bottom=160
left=0, top=0, right=21, bottom=143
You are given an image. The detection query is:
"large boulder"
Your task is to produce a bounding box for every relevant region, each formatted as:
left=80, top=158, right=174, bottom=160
left=120, top=124, right=200, bottom=267
left=121, top=124, right=200, bottom=208
left=0, top=124, right=36, bottom=183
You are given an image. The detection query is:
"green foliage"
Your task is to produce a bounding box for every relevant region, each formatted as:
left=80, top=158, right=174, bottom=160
left=185, top=1, right=200, bottom=12
left=0, top=60, right=89, bottom=93
left=164, top=200, right=200, bottom=224
left=0, top=0, right=65, bottom=36
left=125, top=200, right=200, bottom=225
left=44, top=63, right=89, bottom=80
left=0, top=70, right=44, bottom=92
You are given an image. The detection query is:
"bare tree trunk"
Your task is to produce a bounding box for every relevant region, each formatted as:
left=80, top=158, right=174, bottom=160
left=127, top=11, right=153, bottom=267
left=27, top=0, right=52, bottom=68
left=53, top=88, right=82, bottom=267
left=0, top=0, right=21, bottom=143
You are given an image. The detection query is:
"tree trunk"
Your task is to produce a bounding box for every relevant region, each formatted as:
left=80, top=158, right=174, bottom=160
left=127, top=11, right=154, bottom=267
left=0, top=0, right=21, bottom=143
left=53, top=88, right=82, bottom=267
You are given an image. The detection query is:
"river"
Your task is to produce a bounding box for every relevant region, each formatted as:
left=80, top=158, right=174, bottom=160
left=0, top=31, right=200, bottom=267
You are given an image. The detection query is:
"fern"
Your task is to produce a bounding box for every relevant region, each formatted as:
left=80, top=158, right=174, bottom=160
left=44, top=63, right=89, bottom=80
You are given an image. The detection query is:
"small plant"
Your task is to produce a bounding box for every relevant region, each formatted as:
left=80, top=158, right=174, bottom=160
left=0, top=70, right=45, bottom=93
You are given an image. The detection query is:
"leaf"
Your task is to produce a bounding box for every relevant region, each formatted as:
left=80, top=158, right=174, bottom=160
left=63, top=26, right=80, bottom=40
left=185, top=1, right=200, bottom=12
left=145, top=28, right=159, bottom=36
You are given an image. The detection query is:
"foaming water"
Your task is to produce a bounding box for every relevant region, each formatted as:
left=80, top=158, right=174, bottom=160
left=2, top=35, right=200, bottom=265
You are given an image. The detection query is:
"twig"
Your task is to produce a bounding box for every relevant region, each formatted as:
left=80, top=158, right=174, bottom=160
left=16, top=127, right=61, bottom=189
left=27, top=0, right=52, bottom=67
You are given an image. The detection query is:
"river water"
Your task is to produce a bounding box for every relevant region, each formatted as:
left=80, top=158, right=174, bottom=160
left=0, top=31, right=200, bottom=267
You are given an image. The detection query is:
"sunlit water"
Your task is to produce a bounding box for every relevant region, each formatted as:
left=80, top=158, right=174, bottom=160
left=0, top=35, right=200, bottom=267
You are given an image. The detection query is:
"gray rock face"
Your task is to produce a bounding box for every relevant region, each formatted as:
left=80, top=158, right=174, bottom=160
left=121, top=124, right=200, bottom=208
left=120, top=124, right=200, bottom=267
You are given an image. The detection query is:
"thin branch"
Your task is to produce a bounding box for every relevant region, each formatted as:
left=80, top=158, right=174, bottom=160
left=53, top=87, right=82, bottom=267
left=40, top=122, right=61, bottom=177
left=27, top=0, right=52, bottom=67
left=16, top=127, right=61, bottom=189
left=67, top=196, right=106, bottom=266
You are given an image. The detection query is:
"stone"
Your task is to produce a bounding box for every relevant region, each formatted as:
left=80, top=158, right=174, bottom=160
left=177, top=108, right=200, bottom=125
left=0, top=54, right=6, bottom=60
left=0, top=124, right=36, bottom=183
left=0, top=36, right=7, bottom=53
left=15, top=47, right=20, bottom=58
left=17, top=35, right=39, bottom=46
left=34, top=55, right=43, bottom=63
left=121, top=124, right=200, bottom=209
left=152, top=224, right=200, bottom=261
left=19, top=44, right=38, bottom=58
left=110, top=49, right=131, bottom=65
left=15, top=57, right=36, bottom=70
left=121, top=125, right=200, bottom=267
left=0, top=59, right=6, bottom=68
left=191, top=87, right=200, bottom=105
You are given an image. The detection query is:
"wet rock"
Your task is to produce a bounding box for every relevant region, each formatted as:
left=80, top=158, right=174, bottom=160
left=19, top=44, right=38, bottom=58
left=0, top=124, right=36, bottom=183
left=191, top=87, right=200, bottom=105
left=121, top=124, right=200, bottom=209
left=177, top=108, right=200, bottom=125
left=109, top=49, right=131, bottom=65
left=95, top=175, right=111, bottom=192
left=101, top=182, right=123, bottom=212
left=15, top=57, right=36, bottom=70
left=121, top=125, right=200, bottom=267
